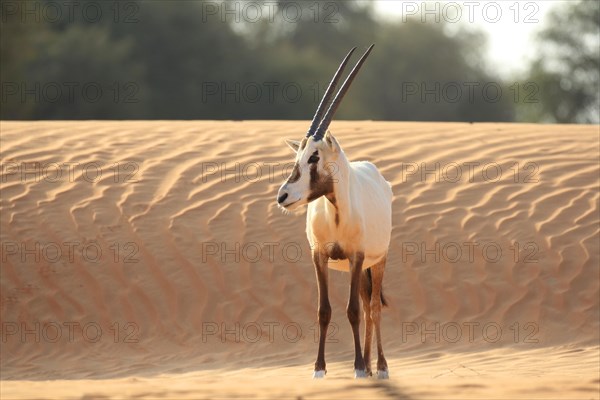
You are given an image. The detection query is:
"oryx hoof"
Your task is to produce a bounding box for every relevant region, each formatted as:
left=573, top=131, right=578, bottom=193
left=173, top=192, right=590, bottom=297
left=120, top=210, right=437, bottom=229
left=354, top=369, right=368, bottom=378
left=376, top=369, right=389, bottom=379
left=313, top=370, right=326, bottom=379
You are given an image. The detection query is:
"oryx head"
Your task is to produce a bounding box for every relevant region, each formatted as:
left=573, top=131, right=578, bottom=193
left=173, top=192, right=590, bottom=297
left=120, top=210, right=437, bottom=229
left=277, top=44, right=374, bottom=211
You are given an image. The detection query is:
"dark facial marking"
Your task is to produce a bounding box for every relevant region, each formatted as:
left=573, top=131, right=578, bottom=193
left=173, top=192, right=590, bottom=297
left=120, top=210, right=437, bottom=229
left=307, top=163, right=334, bottom=202
left=335, top=212, right=339, bottom=226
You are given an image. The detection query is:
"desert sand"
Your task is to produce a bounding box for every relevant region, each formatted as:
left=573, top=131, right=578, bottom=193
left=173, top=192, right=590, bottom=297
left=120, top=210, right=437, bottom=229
left=1, top=121, right=598, bottom=399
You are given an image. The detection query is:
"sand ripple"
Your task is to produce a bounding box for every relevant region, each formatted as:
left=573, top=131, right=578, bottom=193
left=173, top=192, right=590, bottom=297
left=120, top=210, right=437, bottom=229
left=1, top=122, right=598, bottom=395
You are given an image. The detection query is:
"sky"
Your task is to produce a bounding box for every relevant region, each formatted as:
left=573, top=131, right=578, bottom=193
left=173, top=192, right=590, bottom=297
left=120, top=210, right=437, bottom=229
left=372, top=1, right=563, bottom=78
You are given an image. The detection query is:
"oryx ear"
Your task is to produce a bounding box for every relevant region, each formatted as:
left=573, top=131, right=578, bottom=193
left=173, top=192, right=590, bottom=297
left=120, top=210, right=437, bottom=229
left=285, top=139, right=301, bottom=153
left=324, top=131, right=340, bottom=153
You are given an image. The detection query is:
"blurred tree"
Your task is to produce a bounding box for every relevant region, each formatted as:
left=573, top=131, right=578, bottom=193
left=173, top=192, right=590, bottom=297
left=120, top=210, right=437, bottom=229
left=25, top=25, right=147, bottom=119
left=248, top=2, right=512, bottom=122
left=1, top=0, right=147, bottom=119
left=518, top=1, right=600, bottom=123
left=109, top=1, right=250, bottom=118
left=240, top=1, right=378, bottom=120
left=0, top=6, right=47, bottom=118
left=357, top=20, right=514, bottom=122
left=1, top=0, right=517, bottom=122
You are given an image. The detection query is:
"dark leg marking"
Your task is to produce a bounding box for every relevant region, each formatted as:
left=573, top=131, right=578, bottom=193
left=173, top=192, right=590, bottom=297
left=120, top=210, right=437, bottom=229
left=348, top=251, right=366, bottom=375
left=370, top=258, right=388, bottom=377
left=313, top=250, right=331, bottom=375
left=360, top=269, right=373, bottom=376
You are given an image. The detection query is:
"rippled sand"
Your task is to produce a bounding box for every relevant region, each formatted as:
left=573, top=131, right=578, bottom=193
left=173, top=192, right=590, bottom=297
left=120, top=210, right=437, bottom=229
left=1, top=121, right=598, bottom=399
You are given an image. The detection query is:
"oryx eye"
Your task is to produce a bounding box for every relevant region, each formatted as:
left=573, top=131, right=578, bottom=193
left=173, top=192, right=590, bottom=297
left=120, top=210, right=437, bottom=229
left=308, top=151, right=319, bottom=164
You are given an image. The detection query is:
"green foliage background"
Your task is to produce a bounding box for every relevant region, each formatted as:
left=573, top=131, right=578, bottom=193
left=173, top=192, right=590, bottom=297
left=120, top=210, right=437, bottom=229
left=1, top=0, right=598, bottom=122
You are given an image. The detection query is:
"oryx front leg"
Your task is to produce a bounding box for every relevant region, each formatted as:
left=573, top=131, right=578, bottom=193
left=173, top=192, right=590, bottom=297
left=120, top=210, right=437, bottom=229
left=348, top=252, right=366, bottom=378
left=313, top=250, right=331, bottom=378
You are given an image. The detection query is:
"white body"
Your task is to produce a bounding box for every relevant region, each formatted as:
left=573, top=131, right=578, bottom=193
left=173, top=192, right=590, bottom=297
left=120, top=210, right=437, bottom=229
left=306, top=160, right=393, bottom=271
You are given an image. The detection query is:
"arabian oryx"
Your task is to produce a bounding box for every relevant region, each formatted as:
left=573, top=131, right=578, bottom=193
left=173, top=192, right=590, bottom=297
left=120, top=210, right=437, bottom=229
left=276, top=44, right=393, bottom=379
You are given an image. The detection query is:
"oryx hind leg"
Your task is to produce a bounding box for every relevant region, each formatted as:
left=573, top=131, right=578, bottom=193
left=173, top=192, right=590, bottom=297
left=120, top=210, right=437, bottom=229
left=370, top=257, right=389, bottom=379
left=359, top=269, right=373, bottom=376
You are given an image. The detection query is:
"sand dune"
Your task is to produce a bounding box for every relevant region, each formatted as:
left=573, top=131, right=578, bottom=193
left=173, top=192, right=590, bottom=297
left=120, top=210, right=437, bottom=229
left=1, top=121, right=598, bottom=399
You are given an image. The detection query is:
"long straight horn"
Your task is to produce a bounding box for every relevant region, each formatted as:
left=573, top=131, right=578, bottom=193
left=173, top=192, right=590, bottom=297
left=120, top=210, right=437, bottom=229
left=306, top=47, right=357, bottom=138
left=313, top=44, right=374, bottom=141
